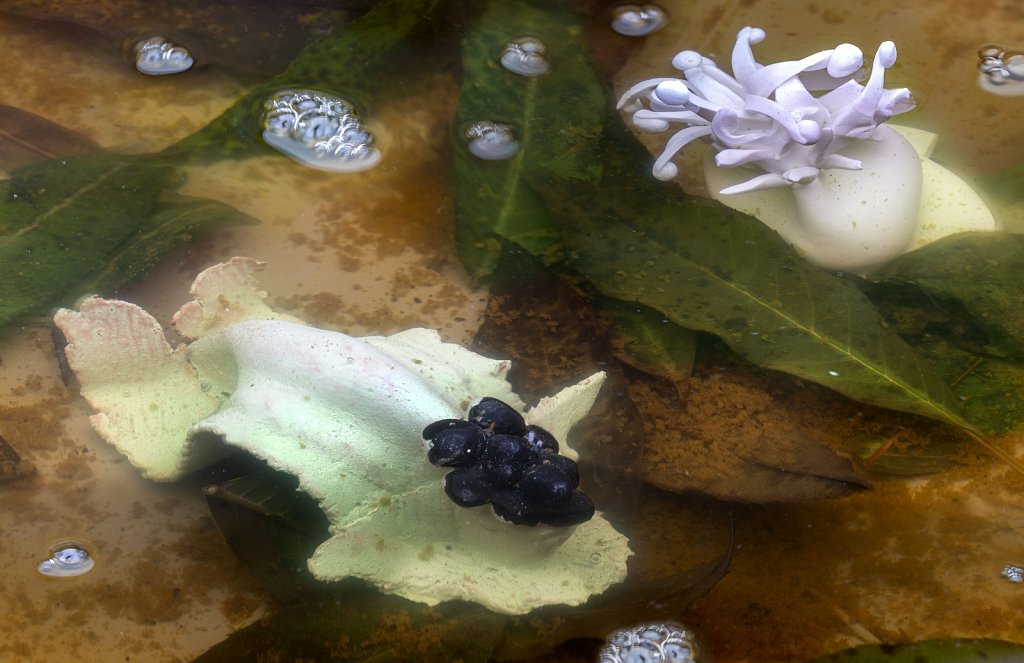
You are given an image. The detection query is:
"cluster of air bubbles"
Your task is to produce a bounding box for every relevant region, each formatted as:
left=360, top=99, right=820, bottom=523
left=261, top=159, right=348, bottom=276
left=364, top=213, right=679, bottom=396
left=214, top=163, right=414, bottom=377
left=1002, top=563, right=1024, bottom=583
left=976, top=45, right=1024, bottom=97
left=599, top=623, right=699, bottom=663
left=134, top=36, right=194, bottom=75
left=500, top=37, right=551, bottom=77
left=465, top=121, right=519, bottom=161
left=37, top=540, right=94, bottom=578
left=261, top=90, right=381, bottom=172
left=610, top=5, right=668, bottom=37
left=422, top=397, right=595, bottom=527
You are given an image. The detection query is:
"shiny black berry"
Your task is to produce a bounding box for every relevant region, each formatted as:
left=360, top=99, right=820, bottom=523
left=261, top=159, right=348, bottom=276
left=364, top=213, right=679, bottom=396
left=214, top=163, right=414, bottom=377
left=524, top=425, right=559, bottom=454
left=540, top=453, right=579, bottom=489
left=427, top=422, right=486, bottom=467
left=444, top=466, right=493, bottom=507
left=422, top=418, right=465, bottom=441
left=537, top=491, right=595, bottom=527
left=519, top=464, right=574, bottom=507
left=468, top=397, right=526, bottom=436
left=482, top=434, right=531, bottom=464
left=483, top=460, right=525, bottom=487
left=490, top=488, right=540, bottom=526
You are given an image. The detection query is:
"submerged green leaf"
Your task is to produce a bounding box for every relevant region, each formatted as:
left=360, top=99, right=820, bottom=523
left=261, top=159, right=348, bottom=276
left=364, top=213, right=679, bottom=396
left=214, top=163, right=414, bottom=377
left=803, top=638, right=1024, bottom=663
left=903, top=338, right=1024, bottom=436
left=78, top=196, right=258, bottom=296
left=972, top=163, right=1024, bottom=228
left=0, top=154, right=172, bottom=323
left=0, top=153, right=251, bottom=328
left=870, top=232, right=1024, bottom=360
left=599, top=297, right=696, bottom=389
left=451, top=0, right=605, bottom=281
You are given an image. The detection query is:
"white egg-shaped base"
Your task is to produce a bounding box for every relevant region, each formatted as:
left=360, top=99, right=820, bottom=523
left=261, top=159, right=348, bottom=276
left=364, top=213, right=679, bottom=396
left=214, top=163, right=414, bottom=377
left=703, top=125, right=997, bottom=272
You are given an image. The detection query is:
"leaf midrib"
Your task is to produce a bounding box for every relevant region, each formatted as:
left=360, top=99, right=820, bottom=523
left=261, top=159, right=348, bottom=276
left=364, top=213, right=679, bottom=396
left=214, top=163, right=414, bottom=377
left=8, top=161, right=129, bottom=240
left=491, top=79, right=537, bottom=240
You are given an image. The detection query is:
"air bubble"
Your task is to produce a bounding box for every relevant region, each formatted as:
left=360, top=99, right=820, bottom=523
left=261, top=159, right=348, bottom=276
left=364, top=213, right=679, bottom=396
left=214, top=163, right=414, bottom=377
left=500, top=37, right=550, bottom=77
left=465, top=121, right=520, bottom=160
left=37, top=540, right=94, bottom=578
left=261, top=89, right=380, bottom=172
left=611, top=4, right=668, bottom=37
left=134, top=37, right=194, bottom=75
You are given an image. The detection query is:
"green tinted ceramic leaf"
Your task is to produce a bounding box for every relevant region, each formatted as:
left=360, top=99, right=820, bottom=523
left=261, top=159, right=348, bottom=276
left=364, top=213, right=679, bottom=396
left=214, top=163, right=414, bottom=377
left=871, top=232, right=1024, bottom=359
left=451, top=0, right=604, bottom=281
left=0, top=155, right=251, bottom=328
left=803, top=638, right=1024, bottom=663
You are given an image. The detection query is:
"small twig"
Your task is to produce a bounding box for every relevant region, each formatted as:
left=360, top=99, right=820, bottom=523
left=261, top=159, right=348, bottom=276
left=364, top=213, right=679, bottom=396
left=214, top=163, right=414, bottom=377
left=950, top=357, right=984, bottom=390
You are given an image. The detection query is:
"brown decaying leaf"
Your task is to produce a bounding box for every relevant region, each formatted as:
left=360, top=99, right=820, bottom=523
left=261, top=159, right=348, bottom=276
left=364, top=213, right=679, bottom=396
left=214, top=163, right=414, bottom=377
left=0, top=434, right=36, bottom=480
left=0, top=105, right=99, bottom=169
left=635, top=355, right=877, bottom=503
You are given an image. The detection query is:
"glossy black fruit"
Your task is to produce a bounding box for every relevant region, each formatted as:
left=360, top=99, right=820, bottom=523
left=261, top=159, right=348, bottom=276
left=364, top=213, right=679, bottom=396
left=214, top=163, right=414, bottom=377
left=468, top=397, right=526, bottom=436
left=422, top=418, right=465, bottom=441
left=540, top=453, right=579, bottom=489
left=524, top=425, right=559, bottom=454
left=444, top=466, right=493, bottom=507
left=519, top=464, right=574, bottom=507
left=490, top=488, right=540, bottom=526
left=427, top=422, right=487, bottom=467
left=537, top=491, right=595, bottom=527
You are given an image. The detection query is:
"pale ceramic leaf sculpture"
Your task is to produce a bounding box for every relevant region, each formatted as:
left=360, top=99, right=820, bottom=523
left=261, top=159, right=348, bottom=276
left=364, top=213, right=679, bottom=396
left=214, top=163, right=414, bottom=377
left=54, top=258, right=631, bottom=614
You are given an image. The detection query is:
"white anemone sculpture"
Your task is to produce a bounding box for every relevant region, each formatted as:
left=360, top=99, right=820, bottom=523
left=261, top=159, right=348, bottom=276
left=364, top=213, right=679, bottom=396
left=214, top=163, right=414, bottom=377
left=619, top=27, right=932, bottom=271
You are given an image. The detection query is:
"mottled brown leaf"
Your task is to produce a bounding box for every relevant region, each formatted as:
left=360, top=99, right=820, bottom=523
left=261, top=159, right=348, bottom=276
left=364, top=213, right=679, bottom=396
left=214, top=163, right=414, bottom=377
left=0, top=106, right=99, bottom=169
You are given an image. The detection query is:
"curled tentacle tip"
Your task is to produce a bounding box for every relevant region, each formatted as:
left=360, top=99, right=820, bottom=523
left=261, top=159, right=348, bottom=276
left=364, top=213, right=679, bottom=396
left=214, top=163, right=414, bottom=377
left=878, top=41, right=898, bottom=68
left=652, top=79, right=690, bottom=106
left=672, top=50, right=703, bottom=71
left=744, top=27, right=766, bottom=44
left=654, top=162, right=679, bottom=180
left=827, top=43, right=863, bottom=77
left=633, top=115, right=670, bottom=132
left=796, top=119, right=822, bottom=143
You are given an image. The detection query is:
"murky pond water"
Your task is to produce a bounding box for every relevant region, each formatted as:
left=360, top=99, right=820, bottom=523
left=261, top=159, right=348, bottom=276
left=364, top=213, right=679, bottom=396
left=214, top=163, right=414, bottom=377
left=0, top=1, right=1022, bottom=661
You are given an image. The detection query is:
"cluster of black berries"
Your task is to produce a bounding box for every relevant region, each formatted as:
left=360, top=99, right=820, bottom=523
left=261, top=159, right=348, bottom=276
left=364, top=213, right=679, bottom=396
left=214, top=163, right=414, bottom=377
left=423, top=397, right=595, bottom=527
